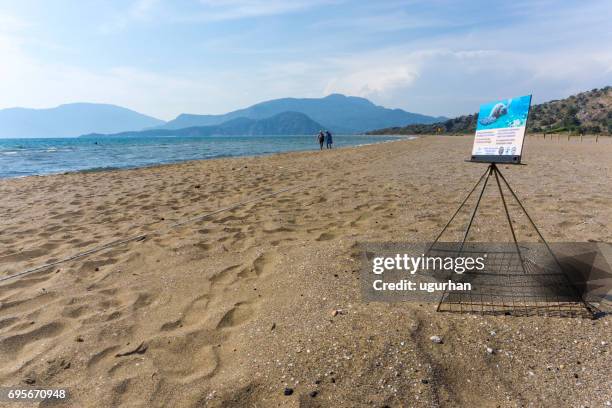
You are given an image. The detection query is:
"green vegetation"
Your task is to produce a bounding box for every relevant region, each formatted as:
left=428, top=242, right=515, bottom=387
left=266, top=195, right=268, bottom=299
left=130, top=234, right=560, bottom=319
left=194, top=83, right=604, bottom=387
left=368, top=86, right=611, bottom=135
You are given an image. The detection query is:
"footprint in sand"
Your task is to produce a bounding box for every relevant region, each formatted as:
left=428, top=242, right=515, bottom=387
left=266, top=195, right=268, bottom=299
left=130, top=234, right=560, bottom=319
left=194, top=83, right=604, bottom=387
left=237, top=251, right=276, bottom=279
left=349, top=212, right=372, bottom=227
left=161, top=294, right=211, bottom=332
left=210, top=264, right=240, bottom=285
left=316, top=231, right=337, bottom=241
left=131, top=292, right=155, bottom=311
left=216, top=301, right=255, bottom=329
left=0, top=292, right=58, bottom=317
left=61, top=304, right=91, bottom=319
left=0, top=321, right=66, bottom=365
left=148, top=332, right=220, bottom=384
left=0, top=317, right=19, bottom=331
left=87, top=345, right=121, bottom=369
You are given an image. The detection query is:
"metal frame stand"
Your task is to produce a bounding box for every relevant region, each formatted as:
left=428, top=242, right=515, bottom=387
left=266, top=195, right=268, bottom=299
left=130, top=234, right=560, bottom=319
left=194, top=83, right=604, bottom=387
left=428, top=162, right=594, bottom=317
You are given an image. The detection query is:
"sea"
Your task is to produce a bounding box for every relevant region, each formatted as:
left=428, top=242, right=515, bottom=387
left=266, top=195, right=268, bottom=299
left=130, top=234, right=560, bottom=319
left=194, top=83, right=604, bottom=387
left=0, top=135, right=406, bottom=179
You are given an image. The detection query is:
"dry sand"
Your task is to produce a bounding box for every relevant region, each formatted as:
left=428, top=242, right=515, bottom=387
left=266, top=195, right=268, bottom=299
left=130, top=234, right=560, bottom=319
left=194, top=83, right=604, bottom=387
left=0, top=135, right=611, bottom=407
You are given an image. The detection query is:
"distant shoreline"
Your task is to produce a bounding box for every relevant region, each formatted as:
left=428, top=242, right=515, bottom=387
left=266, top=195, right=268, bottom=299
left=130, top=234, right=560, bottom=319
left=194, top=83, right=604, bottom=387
left=0, top=135, right=414, bottom=180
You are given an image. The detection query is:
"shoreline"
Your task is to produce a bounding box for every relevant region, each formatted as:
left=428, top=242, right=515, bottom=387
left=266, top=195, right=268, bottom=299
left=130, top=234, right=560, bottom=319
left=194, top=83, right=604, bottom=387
left=0, top=135, right=415, bottom=181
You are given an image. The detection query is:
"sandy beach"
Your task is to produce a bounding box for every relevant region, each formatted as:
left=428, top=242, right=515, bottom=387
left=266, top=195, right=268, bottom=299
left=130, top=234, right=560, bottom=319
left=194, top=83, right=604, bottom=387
left=1, top=135, right=611, bottom=407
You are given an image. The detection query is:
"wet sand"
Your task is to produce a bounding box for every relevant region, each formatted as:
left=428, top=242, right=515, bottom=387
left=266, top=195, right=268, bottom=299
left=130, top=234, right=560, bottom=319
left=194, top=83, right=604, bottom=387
left=0, top=135, right=611, bottom=407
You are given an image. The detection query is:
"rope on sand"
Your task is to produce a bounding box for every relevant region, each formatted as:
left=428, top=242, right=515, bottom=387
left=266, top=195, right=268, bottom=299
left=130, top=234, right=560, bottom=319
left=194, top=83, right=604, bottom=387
left=0, top=184, right=305, bottom=283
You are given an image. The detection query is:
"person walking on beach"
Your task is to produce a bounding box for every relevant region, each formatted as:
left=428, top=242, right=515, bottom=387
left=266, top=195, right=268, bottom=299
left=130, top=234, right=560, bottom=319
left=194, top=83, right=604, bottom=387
left=325, top=130, right=333, bottom=149
left=317, top=130, right=325, bottom=150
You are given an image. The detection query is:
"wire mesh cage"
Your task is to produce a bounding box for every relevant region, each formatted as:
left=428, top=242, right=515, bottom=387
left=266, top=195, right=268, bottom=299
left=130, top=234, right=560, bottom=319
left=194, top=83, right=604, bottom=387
left=426, top=162, right=596, bottom=319
left=429, top=245, right=594, bottom=318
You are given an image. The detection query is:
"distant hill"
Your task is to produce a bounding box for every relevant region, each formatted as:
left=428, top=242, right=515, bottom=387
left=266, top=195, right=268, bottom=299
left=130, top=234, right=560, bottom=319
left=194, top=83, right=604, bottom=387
left=368, top=86, right=612, bottom=135
left=81, top=111, right=325, bottom=138
left=0, top=103, right=164, bottom=138
left=160, top=94, right=446, bottom=134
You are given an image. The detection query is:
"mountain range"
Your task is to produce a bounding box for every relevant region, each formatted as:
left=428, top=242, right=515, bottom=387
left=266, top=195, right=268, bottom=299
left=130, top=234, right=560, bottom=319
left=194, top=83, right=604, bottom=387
left=0, top=94, right=445, bottom=138
left=0, top=103, right=164, bottom=138
left=158, top=94, right=446, bottom=134
left=82, top=112, right=324, bottom=138
left=368, top=86, right=612, bottom=135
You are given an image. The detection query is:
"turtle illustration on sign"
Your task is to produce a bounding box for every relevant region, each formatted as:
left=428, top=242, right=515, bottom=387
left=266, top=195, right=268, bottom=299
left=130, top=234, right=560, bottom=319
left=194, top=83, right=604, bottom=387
left=479, top=101, right=510, bottom=126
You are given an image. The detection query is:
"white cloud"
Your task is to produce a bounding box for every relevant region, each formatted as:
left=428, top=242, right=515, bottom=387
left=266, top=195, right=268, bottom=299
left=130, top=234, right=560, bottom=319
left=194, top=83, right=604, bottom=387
left=195, top=0, right=329, bottom=20
left=99, top=0, right=161, bottom=33
left=99, top=0, right=336, bottom=32
left=324, top=65, right=420, bottom=98
left=312, top=10, right=457, bottom=32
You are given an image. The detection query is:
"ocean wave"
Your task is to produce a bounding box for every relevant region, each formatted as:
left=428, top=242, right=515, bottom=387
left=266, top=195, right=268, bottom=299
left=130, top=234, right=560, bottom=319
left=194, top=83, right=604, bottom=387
left=0, top=135, right=403, bottom=179
left=78, top=166, right=120, bottom=173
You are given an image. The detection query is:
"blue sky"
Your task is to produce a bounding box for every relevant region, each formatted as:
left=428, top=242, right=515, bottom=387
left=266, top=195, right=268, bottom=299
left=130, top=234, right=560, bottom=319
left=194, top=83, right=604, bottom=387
left=0, top=0, right=610, bottom=120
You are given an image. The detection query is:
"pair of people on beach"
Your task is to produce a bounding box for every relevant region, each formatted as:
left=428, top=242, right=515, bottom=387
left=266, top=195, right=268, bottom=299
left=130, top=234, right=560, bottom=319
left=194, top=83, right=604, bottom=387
left=317, top=130, right=333, bottom=150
